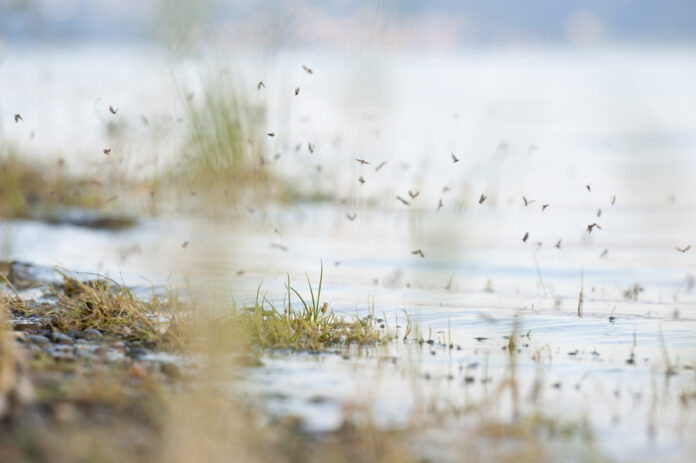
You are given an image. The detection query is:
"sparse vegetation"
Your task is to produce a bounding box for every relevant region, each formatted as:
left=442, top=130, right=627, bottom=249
left=0, top=148, right=105, bottom=219
left=199, top=265, right=385, bottom=353
left=172, top=69, right=269, bottom=200
left=3, top=271, right=190, bottom=351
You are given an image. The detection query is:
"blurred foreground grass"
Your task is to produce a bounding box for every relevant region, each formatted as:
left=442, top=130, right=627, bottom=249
left=0, top=264, right=598, bottom=463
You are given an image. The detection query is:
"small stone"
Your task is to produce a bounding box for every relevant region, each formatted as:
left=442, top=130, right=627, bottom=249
left=51, top=332, right=73, bottom=345
left=126, top=347, right=147, bottom=358
left=26, top=334, right=50, bottom=345
left=51, top=351, right=76, bottom=362
left=94, top=346, right=109, bottom=356
left=83, top=328, right=102, bottom=340
left=12, top=323, right=41, bottom=333
left=75, top=349, right=93, bottom=360
left=112, top=341, right=126, bottom=349
left=52, top=345, right=73, bottom=353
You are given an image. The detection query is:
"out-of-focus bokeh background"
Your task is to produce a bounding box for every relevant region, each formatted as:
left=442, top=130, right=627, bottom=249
left=2, top=2, right=696, bottom=462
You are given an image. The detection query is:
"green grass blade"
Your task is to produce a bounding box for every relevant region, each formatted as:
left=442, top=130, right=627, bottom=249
left=290, top=286, right=309, bottom=314
left=315, top=260, right=323, bottom=322
left=307, top=274, right=316, bottom=313
left=255, top=281, right=264, bottom=309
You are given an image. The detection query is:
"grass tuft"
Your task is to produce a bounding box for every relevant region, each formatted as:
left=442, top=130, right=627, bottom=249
left=5, top=271, right=189, bottom=350
left=205, top=266, right=384, bottom=352
left=173, top=68, right=268, bottom=199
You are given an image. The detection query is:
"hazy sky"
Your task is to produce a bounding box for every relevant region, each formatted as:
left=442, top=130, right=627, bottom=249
left=1, top=0, right=696, bottom=48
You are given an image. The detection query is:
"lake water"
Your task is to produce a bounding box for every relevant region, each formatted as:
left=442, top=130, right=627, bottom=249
left=2, top=44, right=696, bottom=461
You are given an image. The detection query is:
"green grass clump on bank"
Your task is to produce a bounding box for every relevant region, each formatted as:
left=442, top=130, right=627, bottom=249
left=206, top=264, right=385, bottom=353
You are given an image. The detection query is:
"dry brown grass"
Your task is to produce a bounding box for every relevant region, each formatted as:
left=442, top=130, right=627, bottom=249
left=4, top=272, right=189, bottom=350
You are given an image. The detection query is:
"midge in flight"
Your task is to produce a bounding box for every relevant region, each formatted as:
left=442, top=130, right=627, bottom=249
left=586, top=223, right=601, bottom=233
left=396, top=195, right=410, bottom=206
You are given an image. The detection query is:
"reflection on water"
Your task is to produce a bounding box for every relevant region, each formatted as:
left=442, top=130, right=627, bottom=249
left=3, top=45, right=696, bottom=461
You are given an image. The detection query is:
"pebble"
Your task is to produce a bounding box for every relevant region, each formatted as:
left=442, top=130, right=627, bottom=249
left=13, top=323, right=41, bottom=333
left=50, top=351, right=76, bottom=362
left=75, top=349, right=93, bottom=360
left=26, top=334, right=50, bottom=345
left=127, top=347, right=147, bottom=358
left=94, top=346, right=110, bottom=356
left=52, top=345, right=73, bottom=353
left=51, top=332, right=74, bottom=345
left=83, top=328, right=102, bottom=340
